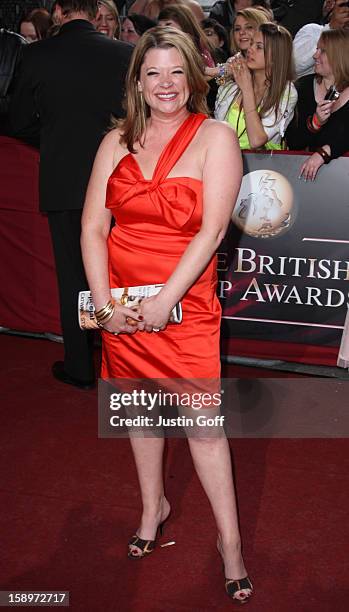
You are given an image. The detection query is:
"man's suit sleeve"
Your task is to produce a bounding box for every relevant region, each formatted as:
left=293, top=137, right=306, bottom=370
left=111, top=43, right=134, bottom=119
left=9, top=46, right=40, bottom=146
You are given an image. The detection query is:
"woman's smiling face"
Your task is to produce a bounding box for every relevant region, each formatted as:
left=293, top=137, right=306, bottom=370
left=138, top=47, right=190, bottom=117
left=95, top=5, right=117, bottom=39
left=233, top=17, right=256, bottom=52
left=313, top=41, right=333, bottom=79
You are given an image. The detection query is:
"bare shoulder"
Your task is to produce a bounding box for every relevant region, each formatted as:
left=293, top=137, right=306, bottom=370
left=202, top=118, right=237, bottom=137
left=200, top=118, right=239, bottom=151
left=99, top=127, right=122, bottom=151
left=98, top=127, right=128, bottom=168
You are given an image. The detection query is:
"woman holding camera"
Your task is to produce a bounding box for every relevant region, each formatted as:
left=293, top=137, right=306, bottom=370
left=286, top=29, right=349, bottom=181
left=214, top=22, right=297, bottom=150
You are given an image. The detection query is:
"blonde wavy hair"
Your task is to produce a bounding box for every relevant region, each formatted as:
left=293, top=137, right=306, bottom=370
left=317, top=29, right=349, bottom=91
left=230, top=7, right=270, bottom=54
left=117, top=26, right=209, bottom=152
left=97, top=0, right=121, bottom=39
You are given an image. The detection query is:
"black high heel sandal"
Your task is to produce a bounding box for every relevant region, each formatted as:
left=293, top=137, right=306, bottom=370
left=225, top=576, right=253, bottom=605
left=217, top=537, right=253, bottom=604
left=128, top=520, right=167, bottom=559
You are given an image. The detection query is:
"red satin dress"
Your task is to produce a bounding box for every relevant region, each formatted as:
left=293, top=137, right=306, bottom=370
left=101, top=113, right=221, bottom=379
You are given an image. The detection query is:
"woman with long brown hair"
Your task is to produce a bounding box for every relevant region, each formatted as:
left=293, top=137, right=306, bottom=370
left=215, top=22, right=297, bottom=150
left=158, top=3, right=216, bottom=67
left=205, top=7, right=270, bottom=84
left=19, top=8, right=52, bottom=43
left=81, top=26, right=252, bottom=605
left=286, top=28, right=349, bottom=181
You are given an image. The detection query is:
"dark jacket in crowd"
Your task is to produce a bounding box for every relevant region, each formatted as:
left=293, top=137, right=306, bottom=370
left=10, top=18, right=133, bottom=384
left=209, top=0, right=235, bottom=33
left=286, top=74, right=349, bottom=159
left=0, top=28, right=27, bottom=134
left=271, top=0, right=324, bottom=37
left=10, top=19, right=133, bottom=212
left=210, top=0, right=275, bottom=34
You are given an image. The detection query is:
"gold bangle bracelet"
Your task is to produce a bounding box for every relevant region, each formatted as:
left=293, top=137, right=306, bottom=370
left=95, top=298, right=114, bottom=317
left=95, top=299, right=115, bottom=326
left=244, top=108, right=257, bottom=115
left=97, top=305, right=114, bottom=321
left=96, top=307, right=115, bottom=328
left=97, top=308, right=115, bottom=324
left=96, top=310, right=115, bottom=329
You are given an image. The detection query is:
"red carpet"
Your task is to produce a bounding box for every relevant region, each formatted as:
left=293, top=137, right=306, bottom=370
left=0, top=335, right=348, bottom=611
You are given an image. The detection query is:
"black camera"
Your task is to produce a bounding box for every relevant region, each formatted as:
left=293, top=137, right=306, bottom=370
left=324, top=86, right=340, bottom=101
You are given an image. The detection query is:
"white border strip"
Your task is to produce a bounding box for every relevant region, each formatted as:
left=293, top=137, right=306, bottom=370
left=302, top=238, right=349, bottom=244
left=222, top=315, right=344, bottom=330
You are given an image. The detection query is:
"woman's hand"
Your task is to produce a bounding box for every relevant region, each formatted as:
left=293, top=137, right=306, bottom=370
left=299, top=152, right=324, bottom=182
left=103, top=304, right=142, bottom=335
left=224, top=56, right=236, bottom=79
left=137, top=295, right=172, bottom=333
left=204, top=66, right=218, bottom=79
left=227, top=55, right=252, bottom=92
left=316, top=99, right=335, bottom=125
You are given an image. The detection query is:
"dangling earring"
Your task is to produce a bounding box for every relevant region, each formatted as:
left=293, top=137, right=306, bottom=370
left=137, top=89, right=147, bottom=139
left=138, top=89, right=147, bottom=115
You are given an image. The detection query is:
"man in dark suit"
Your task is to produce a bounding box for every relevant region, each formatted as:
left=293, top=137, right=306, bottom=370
left=271, top=0, right=324, bottom=37
left=10, top=0, right=133, bottom=389
left=0, top=24, right=27, bottom=135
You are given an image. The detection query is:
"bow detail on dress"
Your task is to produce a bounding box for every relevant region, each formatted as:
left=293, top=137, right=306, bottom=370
left=107, top=159, right=198, bottom=229
left=106, top=113, right=207, bottom=229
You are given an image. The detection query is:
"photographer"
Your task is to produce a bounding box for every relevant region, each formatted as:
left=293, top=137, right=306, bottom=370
left=286, top=29, right=349, bottom=181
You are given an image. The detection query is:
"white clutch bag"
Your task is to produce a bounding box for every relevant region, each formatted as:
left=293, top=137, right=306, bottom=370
left=78, top=284, right=182, bottom=330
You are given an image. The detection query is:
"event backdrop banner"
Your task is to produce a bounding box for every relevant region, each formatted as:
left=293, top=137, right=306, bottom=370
left=218, top=153, right=349, bottom=347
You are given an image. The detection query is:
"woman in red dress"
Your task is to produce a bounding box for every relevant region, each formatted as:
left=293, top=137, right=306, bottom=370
left=81, top=27, right=252, bottom=604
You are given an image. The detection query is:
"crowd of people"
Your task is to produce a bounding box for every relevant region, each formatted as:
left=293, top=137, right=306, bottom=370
left=1, top=0, right=349, bottom=605
left=1, top=0, right=349, bottom=164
